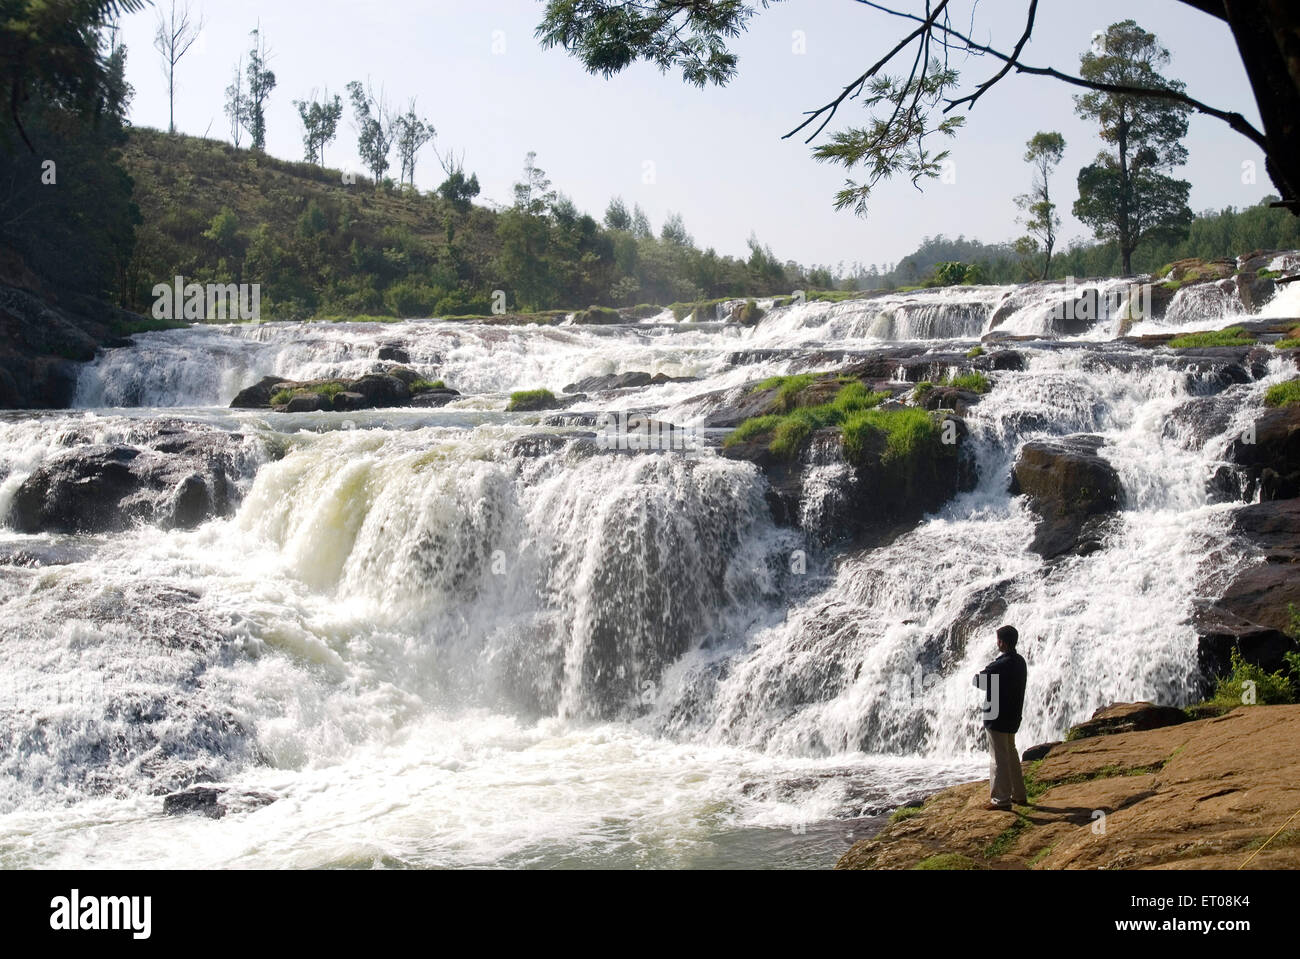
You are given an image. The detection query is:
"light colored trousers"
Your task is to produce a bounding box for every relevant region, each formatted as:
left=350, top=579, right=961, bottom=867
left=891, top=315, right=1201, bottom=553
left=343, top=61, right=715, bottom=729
left=987, top=730, right=1028, bottom=807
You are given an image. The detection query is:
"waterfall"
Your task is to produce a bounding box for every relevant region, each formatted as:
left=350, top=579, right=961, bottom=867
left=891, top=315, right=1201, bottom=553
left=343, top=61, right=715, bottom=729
left=1, top=264, right=1294, bottom=867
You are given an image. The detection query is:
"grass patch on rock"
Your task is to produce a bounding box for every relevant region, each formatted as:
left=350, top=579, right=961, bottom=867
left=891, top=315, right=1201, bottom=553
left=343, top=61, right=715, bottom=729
left=507, top=388, right=557, bottom=412
left=889, top=805, right=923, bottom=824
left=725, top=379, right=891, bottom=460
left=1265, top=379, right=1300, bottom=408
left=913, top=853, right=979, bottom=870
left=1168, top=326, right=1255, bottom=349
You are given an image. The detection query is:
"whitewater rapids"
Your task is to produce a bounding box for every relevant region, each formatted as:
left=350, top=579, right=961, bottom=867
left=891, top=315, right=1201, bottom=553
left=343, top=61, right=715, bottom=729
left=0, top=278, right=1289, bottom=868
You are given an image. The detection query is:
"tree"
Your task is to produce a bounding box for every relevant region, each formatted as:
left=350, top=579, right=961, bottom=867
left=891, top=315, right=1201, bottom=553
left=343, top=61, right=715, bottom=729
left=630, top=204, right=652, bottom=240
left=536, top=1, right=1300, bottom=216
left=604, top=197, right=632, bottom=231
left=513, top=151, right=555, bottom=215
left=0, top=3, right=141, bottom=299
left=153, top=0, right=203, bottom=135
left=661, top=211, right=691, bottom=246
left=393, top=99, right=435, bottom=188
left=294, top=90, right=343, bottom=165
left=433, top=144, right=480, bottom=212
left=1072, top=22, right=1192, bottom=275
left=1014, top=131, right=1065, bottom=279
left=1, top=0, right=146, bottom=152
left=496, top=153, right=559, bottom=308
left=224, top=56, right=247, bottom=148
left=245, top=28, right=276, bottom=152
left=347, top=80, right=394, bottom=188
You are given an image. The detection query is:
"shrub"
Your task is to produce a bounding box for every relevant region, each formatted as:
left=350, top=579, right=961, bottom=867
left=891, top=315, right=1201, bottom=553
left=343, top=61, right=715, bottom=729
left=1210, top=648, right=1297, bottom=708
left=270, top=388, right=295, bottom=406
left=410, top=379, right=446, bottom=392
left=736, top=298, right=765, bottom=326
left=967, top=345, right=985, bottom=358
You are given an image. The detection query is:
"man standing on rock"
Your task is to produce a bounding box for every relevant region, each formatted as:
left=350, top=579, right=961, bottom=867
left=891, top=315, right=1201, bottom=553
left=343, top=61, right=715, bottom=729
left=973, top=625, right=1028, bottom=811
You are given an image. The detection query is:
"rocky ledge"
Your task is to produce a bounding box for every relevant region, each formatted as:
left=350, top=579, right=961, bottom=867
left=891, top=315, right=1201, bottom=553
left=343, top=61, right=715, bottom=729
left=229, top=366, right=460, bottom=411
left=836, top=703, right=1300, bottom=869
left=5, top=421, right=262, bottom=534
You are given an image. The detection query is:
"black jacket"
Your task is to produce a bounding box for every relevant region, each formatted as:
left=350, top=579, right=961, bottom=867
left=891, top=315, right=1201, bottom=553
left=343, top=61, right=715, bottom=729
left=973, top=651, right=1027, bottom=733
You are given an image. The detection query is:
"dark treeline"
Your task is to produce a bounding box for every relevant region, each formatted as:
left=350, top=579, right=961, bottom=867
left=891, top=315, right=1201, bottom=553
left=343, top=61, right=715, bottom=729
left=853, top=200, right=1300, bottom=290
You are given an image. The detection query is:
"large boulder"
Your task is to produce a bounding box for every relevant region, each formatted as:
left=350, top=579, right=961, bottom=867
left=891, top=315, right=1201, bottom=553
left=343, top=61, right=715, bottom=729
left=1010, top=435, right=1124, bottom=559
left=6, top=427, right=253, bottom=534
left=1195, top=498, right=1300, bottom=684
left=723, top=415, right=976, bottom=546
left=1217, top=403, right=1300, bottom=501
left=1064, top=702, right=1189, bottom=741
left=229, top=375, right=289, bottom=409
left=349, top=373, right=410, bottom=408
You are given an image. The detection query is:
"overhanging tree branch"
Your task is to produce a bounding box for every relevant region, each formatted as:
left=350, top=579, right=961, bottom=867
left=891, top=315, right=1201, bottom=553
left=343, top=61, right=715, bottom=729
left=840, top=0, right=1266, bottom=153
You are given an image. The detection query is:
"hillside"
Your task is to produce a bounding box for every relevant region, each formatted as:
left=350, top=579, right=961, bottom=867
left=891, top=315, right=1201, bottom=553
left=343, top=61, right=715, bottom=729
left=118, top=128, right=810, bottom=322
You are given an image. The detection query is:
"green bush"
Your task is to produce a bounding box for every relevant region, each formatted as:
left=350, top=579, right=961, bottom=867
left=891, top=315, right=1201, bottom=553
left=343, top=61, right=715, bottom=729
left=270, top=388, right=295, bottom=406
left=967, top=346, right=985, bottom=358
left=1210, top=648, right=1297, bottom=708
left=411, top=379, right=446, bottom=392
left=736, top=298, right=765, bottom=326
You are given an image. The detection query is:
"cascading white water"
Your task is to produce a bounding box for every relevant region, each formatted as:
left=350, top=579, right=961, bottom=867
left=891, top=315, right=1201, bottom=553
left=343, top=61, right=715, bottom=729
left=2, top=266, right=1295, bottom=868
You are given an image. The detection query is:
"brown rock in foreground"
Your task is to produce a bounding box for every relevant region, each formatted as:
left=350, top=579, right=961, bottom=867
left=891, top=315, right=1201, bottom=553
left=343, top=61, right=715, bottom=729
left=836, top=705, right=1300, bottom=870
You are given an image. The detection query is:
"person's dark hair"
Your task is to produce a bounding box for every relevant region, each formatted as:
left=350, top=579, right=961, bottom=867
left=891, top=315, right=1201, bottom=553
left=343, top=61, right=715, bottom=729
left=996, top=625, right=1019, bottom=648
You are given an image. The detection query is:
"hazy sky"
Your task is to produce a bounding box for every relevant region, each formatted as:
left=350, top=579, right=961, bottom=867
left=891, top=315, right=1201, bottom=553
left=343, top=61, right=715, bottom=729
left=116, top=0, right=1273, bottom=271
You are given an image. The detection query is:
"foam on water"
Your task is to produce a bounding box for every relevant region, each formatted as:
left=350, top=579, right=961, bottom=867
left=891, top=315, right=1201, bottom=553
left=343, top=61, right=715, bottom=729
left=1, top=274, right=1294, bottom=867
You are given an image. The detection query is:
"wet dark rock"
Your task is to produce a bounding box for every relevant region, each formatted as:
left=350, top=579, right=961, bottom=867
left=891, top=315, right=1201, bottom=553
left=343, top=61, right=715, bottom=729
left=230, top=375, right=290, bottom=409
left=1010, top=435, right=1124, bottom=559
left=6, top=428, right=252, bottom=534
left=1216, top=403, right=1300, bottom=502
left=332, top=391, right=368, bottom=412
left=564, top=371, right=654, bottom=393
left=542, top=413, right=600, bottom=428
left=376, top=342, right=410, bottom=363
left=0, top=282, right=152, bottom=409
left=163, top=785, right=277, bottom=819
left=918, top=386, right=983, bottom=416
left=562, top=371, right=698, bottom=394
left=723, top=417, right=976, bottom=547
left=409, top=389, right=459, bottom=408
left=1195, top=498, right=1300, bottom=685
left=507, top=433, right=571, bottom=458
left=233, top=368, right=439, bottom=412
left=350, top=374, right=410, bottom=408
left=1021, top=741, right=1062, bottom=762
left=284, top=393, right=327, bottom=413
